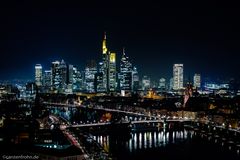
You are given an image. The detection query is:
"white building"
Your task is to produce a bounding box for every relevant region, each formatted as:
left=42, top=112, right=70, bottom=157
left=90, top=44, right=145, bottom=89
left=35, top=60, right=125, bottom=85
left=85, top=60, right=97, bottom=93
left=142, top=75, right=151, bottom=91
left=193, top=74, right=201, bottom=89
left=35, top=64, right=42, bottom=86
left=158, top=78, right=166, bottom=89
left=173, top=64, right=183, bottom=90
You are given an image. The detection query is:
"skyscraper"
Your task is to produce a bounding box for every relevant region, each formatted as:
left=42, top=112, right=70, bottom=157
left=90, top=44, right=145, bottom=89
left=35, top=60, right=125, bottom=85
left=173, top=64, right=184, bottom=90
left=72, top=66, right=82, bottom=92
left=132, top=66, right=139, bottom=91
left=51, top=61, right=61, bottom=92
left=35, top=64, right=42, bottom=86
left=158, top=78, right=166, bottom=90
left=96, top=62, right=105, bottom=93
left=43, top=70, right=51, bottom=92
left=193, top=73, right=201, bottom=89
left=119, top=48, right=133, bottom=92
left=142, top=75, right=151, bottom=91
left=100, top=32, right=117, bottom=93
left=95, top=72, right=105, bottom=93
left=101, top=32, right=108, bottom=92
left=59, top=60, right=68, bottom=91
left=85, top=60, right=97, bottom=93
left=108, top=52, right=117, bottom=92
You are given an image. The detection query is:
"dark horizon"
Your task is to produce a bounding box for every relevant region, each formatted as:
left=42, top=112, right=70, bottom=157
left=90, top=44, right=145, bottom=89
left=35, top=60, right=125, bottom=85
left=1, top=1, right=240, bottom=81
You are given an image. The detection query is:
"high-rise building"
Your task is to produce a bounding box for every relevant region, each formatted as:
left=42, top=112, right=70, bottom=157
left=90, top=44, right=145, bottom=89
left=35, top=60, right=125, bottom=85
left=95, top=62, right=105, bottom=92
left=99, top=32, right=118, bottom=93
left=85, top=60, right=97, bottom=93
left=101, top=32, right=108, bottom=92
left=158, top=78, right=166, bottom=90
left=51, top=61, right=61, bottom=92
left=119, top=48, right=132, bottom=92
left=173, top=64, right=184, bottom=90
left=142, top=75, right=151, bottom=91
left=72, top=66, right=82, bottom=92
left=59, top=60, right=68, bottom=90
left=193, top=73, right=201, bottom=89
left=35, top=64, right=42, bottom=86
left=132, top=66, right=139, bottom=91
left=108, top=52, right=117, bottom=92
left=43, top=70, right=51, bottom=91
left=95, top=72, right=105, bottom=92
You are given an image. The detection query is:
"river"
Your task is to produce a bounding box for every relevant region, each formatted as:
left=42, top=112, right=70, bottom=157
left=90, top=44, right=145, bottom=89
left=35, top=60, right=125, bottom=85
left=90, top=129, right=239, bottom=160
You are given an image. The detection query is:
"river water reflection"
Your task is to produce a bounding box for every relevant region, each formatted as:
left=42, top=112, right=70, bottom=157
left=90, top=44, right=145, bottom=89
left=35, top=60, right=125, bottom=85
left=91, top=129, right=239, bottom=160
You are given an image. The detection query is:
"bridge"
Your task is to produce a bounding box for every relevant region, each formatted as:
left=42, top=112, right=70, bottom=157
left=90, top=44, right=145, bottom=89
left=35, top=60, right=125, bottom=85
left=40, top=100, right=240, bottom=159
left=68, top=119, right=192, bottom=128
left=43, top=101, right=194, bottom=130
left=43, top=102, right=174, bottom=120
left=43, top=102, right=152, bottom=116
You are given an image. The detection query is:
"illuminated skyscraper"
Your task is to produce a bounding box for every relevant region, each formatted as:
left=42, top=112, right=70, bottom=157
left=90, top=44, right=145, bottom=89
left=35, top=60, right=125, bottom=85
left=142, top=75, right=151, bottom=91
left=72, top=66, right=82, bottom=92
left=42, top=70, right=51, bottom=92
left=51, top=61, right=61, bottom=91
left=85, top=60, right=97, bottom=93
left=102, top=32, right=107, bottom=55
left=108, top=52, right=117, bottom=92
left=158, top=78, right=166, bottom=90
left=99, top=32, right=117, bottom=93
left=95, top=62, right=105, bottom=92
left=59, top=60, right=68, bottom=91
left=101, top=32, right=108, bottom=92
left=119, top=48, right=132, bottom=92
left=193, top=73, right=201, bottom=89
left=173, top=64, right=184, bottom=90
left=35, top=64, right=42, bottom=86
left=132, top=66, right=139, bottom=91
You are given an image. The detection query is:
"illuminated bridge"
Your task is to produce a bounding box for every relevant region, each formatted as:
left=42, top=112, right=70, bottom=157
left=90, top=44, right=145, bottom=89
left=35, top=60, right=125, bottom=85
left=43, top=102, right=168, bottom=119
left=68, top=119, right=192, bottom=128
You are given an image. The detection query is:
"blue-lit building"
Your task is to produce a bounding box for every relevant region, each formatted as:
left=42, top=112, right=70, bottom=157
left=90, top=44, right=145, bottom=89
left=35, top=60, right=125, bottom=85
left=95, top=62, right=106, bottom=93
left=119, top=48, right=133, bottom=92
left=84, top=60, right=97, bottom=93
left=95, top=72, right=105, bottom=93
left=142, top=75, right=151, bottom=91
left=59, top=60, right=68, bottom=91
left=72, top=66, right=83, bottom=92
left=35, top=64, right=43, bottom=87
left=158, top=78, right=166, bottom=91
left=132, top=66, right=139, bottom=91
left=50, top=60, right=69, bottom=93
left=43, top=70, right=52, bottom=92
left=193, top=73, right=201, bottom=89
left=51, top=61, right=61, bottom=92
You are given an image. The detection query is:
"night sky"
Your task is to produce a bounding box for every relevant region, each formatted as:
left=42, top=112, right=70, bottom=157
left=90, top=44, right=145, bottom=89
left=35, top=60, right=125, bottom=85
left=1, top=1, right=240, bottom=81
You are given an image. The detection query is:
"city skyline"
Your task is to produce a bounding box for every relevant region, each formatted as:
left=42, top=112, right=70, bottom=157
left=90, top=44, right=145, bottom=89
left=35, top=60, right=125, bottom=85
left=1, top=1, right=240, bottom=81
left=1, top=2, right=240, bottom=160
left=0, top=32, right=236, bottom=84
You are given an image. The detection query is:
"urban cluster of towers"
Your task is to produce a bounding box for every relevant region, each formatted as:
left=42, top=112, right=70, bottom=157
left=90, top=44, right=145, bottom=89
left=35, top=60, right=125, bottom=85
left=34, top=33, right=201, bottom=94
